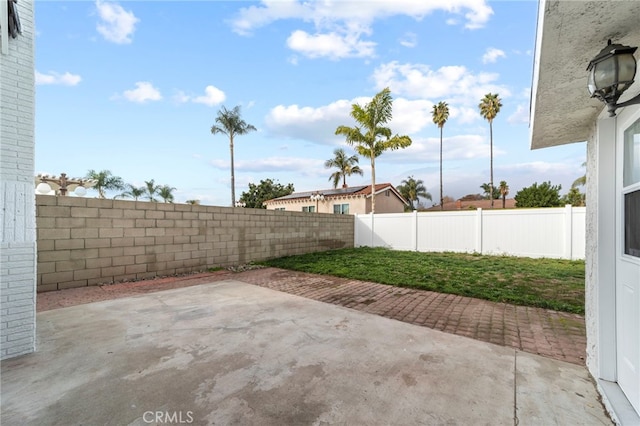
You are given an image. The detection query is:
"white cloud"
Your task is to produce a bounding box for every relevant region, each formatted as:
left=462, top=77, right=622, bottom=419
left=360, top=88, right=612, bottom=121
left=399, top=32, right=417, bottom=48
left=95, top=0, right=139, bottom=44
left=121, top=82, right=162, bottom=103
left=35, top=71, right=81, bottom=86
left=231, top=0, right=492, bottom=59
left=265, top=99, right=354, bottom=145
left=173, top=90, right=191, bottom=104
left=211, top=156, right=325, bottom=176
left=232, top=0, right=493, bottom=35
left=507, top=104, right=529, bottom=124
left=500, top=161, right=576, bottom=176
left=286, top=30, right=375, bottom=59
left=193, top=85, right=226, bottom=107
left=173, top=86, right=226, bottom=106
left=372, top=61, right=511, bottom=109
left=482, top=47, right=506, bottom=64
left=385, top=134, right=495, bottom=164
left=265, top=96, right=431, bottom=145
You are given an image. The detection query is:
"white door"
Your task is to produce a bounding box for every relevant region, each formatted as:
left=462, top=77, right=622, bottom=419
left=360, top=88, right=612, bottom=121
left=616, top=110, right=640, bottom=415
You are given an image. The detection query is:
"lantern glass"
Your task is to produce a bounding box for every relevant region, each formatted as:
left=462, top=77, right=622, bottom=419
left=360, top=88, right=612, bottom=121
left=618, top=52, right=637, bottom=84
left=74, top=186, right=87, bottom=197
left=591, top=57, right=617, bottom=92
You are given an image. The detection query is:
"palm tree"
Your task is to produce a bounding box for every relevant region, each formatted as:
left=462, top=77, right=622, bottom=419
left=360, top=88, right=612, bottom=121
left=499, top=180, right=509, bottom=208
left=143, top=179, right=159, bottom=202
left=85, top=169, right=124, bottom=199
left=335, top=87, right=412, bottom=213
left=480, top=183, right=500, bottom=201
left=324, top=148, right=363, bottom=189
left=432, top=101, right=449, bottom=210
left=210, top=105, right=257, bottom=206
left=397, top=176, right=431, bottom=210
left=479, top=93, right=502, bottom=208
left=117, top=183, right=145, bottom=201
left=158, top=185, right=176, bottom=203
left=572, top=161, right=587, bottom=188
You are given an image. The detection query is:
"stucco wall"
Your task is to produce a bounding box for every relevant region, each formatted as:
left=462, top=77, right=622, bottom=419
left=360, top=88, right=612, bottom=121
left=267, top=196, right=368, bottom=214
left=0, top=0, right=37, bottom=360
left=585, top=121, right=599, bottom=377
left=36, top=196, right=354, bottom=292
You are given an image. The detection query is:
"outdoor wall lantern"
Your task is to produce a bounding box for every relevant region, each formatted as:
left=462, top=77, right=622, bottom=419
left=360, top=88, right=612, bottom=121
left=35, top=173, right=94, bottom=196
left=587, top=39, right=640, bottom=117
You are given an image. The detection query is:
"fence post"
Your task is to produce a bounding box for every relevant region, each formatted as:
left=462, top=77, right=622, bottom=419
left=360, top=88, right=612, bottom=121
left=412, top=210, right=418, bottom=251
left=564, top=204, right=573, bottom=260
left=476, top=208, right=483, bottom=254
left=354, top=214, right=359, bottom=247
left=370, top=212, right=375, bottom=247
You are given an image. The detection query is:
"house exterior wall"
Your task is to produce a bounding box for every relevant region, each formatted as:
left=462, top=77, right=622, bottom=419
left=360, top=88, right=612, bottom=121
left=35, top=196, right=354, bottom=292
left=267, top=196, right=369, bottom=214
left=0, top=0, right=37, bottom=360
left=587, top=105, right=640, bottom=423
left=368, top=190, right=406, bottom=213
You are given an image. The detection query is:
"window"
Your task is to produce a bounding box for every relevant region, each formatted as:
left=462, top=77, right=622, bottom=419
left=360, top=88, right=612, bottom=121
left=623, top=118, right=640, bottom=187
left=302, top=206, right=315, bottom=212
left=274, top=207, right=285, bottom=211
left=385, top=189, right=390, bottom=196
left=624, top=119, right=640, bottom=258
left=333, top=203, right=349, bottom=214
left=624, top=190, right=640, bottom=258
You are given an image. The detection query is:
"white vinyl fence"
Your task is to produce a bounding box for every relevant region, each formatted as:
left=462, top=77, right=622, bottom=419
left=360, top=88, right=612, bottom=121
left=354, top=205, right=586, bottom=260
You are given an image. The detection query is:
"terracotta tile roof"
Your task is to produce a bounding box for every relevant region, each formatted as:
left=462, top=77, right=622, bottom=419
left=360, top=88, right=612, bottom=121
left=265, top=183, right=407, bottom=204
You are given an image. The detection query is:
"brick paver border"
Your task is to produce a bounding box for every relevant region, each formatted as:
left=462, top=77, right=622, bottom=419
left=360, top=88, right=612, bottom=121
left=36, top=267, right=586, bottom=365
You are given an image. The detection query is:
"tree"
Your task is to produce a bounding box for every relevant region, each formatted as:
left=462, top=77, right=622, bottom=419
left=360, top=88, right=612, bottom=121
left=85, top=169, right=124, bottom=199
left=143, top=179, right=159, bottom=202
left=335, top=87, right=412, bottom=213
left=397, top=176, right=431, bottom=211
left=158, top=185, right=176, bottom=203
left=324, top=148, right=363, bottom=189
left=498, top=180, right=509, bottom=209
left=185, top=199, right=200, bottom=205
left=479, top=93, right=502, bottom=208
left=432, top=101, right=449, bottom=210
left=239, top=178, right=294, bottom=209
left=572, top=161, right=587, bottom=188
left=117, top=183, right=145, bottom=201
left=562, top=187, right=585, bottom=207
left=480, top=183, right=500, bottom=200
left=514, top=181, right=563, bottom=208
left=211, top=105, right=257, bottom=207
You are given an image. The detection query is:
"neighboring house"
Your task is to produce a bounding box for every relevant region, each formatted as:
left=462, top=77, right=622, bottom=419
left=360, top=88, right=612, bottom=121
left=531, top=1, right=640, bottom=422
left=0, top=0, right=36, bottom=359
left=423, top=198, right=516, bottom=211
left=264, top=183, right=408, bottom=214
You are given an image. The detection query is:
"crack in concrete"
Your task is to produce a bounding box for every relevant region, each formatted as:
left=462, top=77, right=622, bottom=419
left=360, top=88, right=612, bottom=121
left=514, top=350, right=519, bottom=426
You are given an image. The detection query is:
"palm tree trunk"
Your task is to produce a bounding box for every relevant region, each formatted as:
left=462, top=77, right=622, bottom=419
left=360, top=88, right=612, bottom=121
left=502, top=195, right=506, bottom=209
left=230, top=135, right=235, bottom=207
left=489, top=120, right=494, bottom=208
left=440, top=126, right=443, bottom=210
left=371, top=156, right=376, bottom=214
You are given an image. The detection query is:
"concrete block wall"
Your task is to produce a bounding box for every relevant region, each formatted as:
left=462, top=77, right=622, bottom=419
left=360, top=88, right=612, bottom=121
left=36, top=196, right=354, bottom=292
left=1, top=0, right=37, bottom=359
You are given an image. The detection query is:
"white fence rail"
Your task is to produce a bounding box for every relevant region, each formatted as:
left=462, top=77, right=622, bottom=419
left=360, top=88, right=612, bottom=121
left=354, top=206, right=586, bottom=260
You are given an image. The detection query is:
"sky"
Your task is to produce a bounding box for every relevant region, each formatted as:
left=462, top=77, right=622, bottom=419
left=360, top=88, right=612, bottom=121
left=35, top=0, right=587, bottom=206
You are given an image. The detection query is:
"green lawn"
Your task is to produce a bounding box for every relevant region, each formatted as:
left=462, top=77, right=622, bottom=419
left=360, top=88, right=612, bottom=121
left=260, top=247, right=585, bottom=314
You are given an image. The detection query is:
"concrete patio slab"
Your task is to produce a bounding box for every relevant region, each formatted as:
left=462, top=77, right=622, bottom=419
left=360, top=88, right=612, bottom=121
left=2, top=280, right=610, bottom=425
